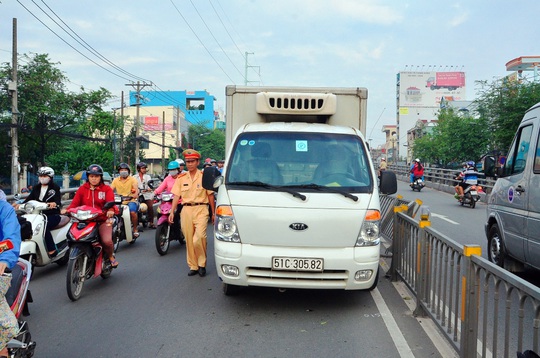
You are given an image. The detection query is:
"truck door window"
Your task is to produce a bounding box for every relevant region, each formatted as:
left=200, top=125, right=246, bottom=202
left=503, top=124, right=533, bottom=176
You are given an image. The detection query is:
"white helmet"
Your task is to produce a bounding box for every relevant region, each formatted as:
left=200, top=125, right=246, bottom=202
left=37, top=166, right=54, bottom=178
left=139, top=203, right=148, bottom=212
left=175, top=159, right=185, bottom=166
left=415, top=158, right=420, bottom=162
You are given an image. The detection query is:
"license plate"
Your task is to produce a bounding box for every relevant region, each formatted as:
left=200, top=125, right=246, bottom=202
left=272, top=257, right=324, bottom=271
left=470, top=191, right=477, bottom=195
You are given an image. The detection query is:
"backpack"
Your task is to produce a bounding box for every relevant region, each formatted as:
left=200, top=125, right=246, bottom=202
left=17, top=216, right=33, bottom=241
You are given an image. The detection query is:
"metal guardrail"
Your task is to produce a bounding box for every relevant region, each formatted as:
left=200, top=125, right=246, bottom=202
left=380, top=196, right=540, bottom=358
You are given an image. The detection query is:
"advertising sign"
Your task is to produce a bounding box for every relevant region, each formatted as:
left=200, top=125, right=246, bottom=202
left=399, top=71, right=466, bottom=108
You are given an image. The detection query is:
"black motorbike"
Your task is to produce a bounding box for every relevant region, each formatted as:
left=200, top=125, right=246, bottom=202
left=411, top=176, right=425, bottom=192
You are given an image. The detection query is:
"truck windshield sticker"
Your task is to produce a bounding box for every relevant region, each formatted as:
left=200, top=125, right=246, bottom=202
left=296, top=140, right=308, bottom=152
left=239, top=140, right=248, bottom=146
left=248, top=140, right=255, bottom=146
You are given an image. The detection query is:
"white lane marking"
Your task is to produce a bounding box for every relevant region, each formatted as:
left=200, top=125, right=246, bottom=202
left=431, top=213, right=459, bottom=225
left=371, top=287, right=415, bottom=358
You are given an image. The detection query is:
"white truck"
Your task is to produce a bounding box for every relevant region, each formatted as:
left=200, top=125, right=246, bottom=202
left=203, top=86, right=397, bottom=295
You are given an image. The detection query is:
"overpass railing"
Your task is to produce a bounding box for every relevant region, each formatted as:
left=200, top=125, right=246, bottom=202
left=380, top=194, right=540, bottom=358
left=388, top=164, right=497, bottom=199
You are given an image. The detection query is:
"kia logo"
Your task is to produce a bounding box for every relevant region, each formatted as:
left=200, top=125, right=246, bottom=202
left=289, top=223, right=308, bottom=231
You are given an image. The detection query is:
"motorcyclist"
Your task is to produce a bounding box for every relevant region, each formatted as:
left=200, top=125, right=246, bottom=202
left=410, top=158, right=424, bottom=186
left=134, top=162, right=155, bottom=228
left=154, top=161, right=183, bottom=238
left=455, top=161, right=478, bottom=199
left=110, top=163, right=140, bottom=238
left=0, top=189, right=21, bottom=358
left=15, top=166, right=62, bottom=257
left=62, top=164, right=119, bottom=267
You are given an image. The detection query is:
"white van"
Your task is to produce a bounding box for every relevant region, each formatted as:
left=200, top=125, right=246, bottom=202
left=203, top=86, right=397, bottom=295
left=486, top=102, right=540, bottom=271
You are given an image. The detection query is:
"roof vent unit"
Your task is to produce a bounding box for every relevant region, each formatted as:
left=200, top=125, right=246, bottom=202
left=255, top=92, right=337, bottom=115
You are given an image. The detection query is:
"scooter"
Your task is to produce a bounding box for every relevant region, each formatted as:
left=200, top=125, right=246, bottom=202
left=455, top=184, right=484, bottom=209
left=112, top=195, right=135, bottom=253
left=410, top=176, right=425, bottom=192
left=0, top=240, right=37, bottom=357
left=154, top=192, right=183, bottom=256
left=15, top=200, right=70, bottom=267
left=65, top=203, right=117, bottom=301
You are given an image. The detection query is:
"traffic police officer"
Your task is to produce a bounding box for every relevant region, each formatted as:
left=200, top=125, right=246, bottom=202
left=169, top=149, right=215, bottom=277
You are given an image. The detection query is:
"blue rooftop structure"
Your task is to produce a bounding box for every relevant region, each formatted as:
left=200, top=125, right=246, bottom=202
left=129, top=90, right=217, bottom=129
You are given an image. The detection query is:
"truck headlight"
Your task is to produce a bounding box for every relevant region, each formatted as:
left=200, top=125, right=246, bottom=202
left=215, top=206, right=241, bottom=243
left=355, top=209, right=380, bottom=247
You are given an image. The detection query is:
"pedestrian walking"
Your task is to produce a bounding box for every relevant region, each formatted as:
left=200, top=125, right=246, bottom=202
left=169, top=150, right=215, bottom=277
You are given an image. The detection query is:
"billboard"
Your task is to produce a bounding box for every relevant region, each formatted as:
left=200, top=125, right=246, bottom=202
left=399, top=71, right=466, bottom=108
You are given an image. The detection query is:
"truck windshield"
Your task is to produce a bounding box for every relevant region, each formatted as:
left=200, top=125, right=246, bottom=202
left=226, top=132, right=373, bottom=193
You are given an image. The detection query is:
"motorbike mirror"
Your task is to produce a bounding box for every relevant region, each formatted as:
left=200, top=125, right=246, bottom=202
left=147, top=179, right=159, bottom=189
left=13, top=193, right=20, bottom=200
left=202, top=166, right=222, bottom=190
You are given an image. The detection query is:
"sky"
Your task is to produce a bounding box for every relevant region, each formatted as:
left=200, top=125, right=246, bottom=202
left=1, top=0, right=539, bottom=147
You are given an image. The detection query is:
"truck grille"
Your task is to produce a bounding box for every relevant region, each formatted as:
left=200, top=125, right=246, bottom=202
left=245, top=266, right=349, bottom=288
left=268, top=96, right=324, bottom=111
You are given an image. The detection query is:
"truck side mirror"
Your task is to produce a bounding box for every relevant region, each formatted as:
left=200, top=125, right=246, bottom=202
left=379, top=170, right=398, bottom=195
left=202, top=166, right=222, bottom=190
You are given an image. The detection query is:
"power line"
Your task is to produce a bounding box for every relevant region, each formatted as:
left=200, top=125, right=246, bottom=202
left=169, top=0, right=235, bottom=84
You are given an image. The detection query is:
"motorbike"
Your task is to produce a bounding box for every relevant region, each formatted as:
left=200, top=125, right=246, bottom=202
left=456, top=184, right=484, bottom=209
left=14, top=199, right=70, bottom=267
left=112, top=195, right=136, bottom=253
left=65, top=203, right=117, bottom=301
left=411, top=176, right=425, bottom=192
left=137, top=179, right=158, bottom=230
left=0, top=240, right=36, bottom=357
left=154, top=192, right=183, bottom=256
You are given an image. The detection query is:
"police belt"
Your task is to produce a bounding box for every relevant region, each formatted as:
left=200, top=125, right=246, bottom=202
left=182, top=202, right=208, bottom=206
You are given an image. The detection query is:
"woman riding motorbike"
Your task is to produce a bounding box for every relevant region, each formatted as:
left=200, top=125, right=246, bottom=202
left=61, top=164, right=119, bottom=267
left=15, top=166, right=62, bottom=257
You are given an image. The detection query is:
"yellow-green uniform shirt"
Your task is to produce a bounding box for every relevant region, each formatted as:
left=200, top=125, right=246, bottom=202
left=171, top=170, right=213, bottom=204
left=110, top=176, right=138, bottom=199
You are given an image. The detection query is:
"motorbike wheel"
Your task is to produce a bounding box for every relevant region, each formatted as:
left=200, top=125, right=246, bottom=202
left=113, top=229, right=121, bottom=253
left=155, top=224, right=170, bottom=256
left=55, top=251, right=70, bottom=266
left=66, top=250, right=86, bottom=301
left=101, top=258, right=112, bottom=279
left=9, top=320, right=36, bottom=358
left=470, top=198, right=476, bottom=209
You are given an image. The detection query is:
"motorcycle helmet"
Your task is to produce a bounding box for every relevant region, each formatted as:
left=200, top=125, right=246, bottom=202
left=139, top=202, right=148, bottom=212
left=467, top=161, right=475, bottom=167
left=176, top=159, right=185, bottom=166
left=117, top=162, right=131, bottom=174
left=167, top=161, right=180, bottom=170
left=415, top=158, right=420, bottom=162
left=37, top=166, right=55, bottom=178
left=86, top=164, right=104, bottom=177
left=136, top=162, right=147, bottom=171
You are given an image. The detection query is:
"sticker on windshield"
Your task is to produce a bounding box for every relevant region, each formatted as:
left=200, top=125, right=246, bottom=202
left=296, top=140, right=308, bottom=152
left=248, top=140, right=255, bottom=146
left=239, top=140, right=248, bottom=146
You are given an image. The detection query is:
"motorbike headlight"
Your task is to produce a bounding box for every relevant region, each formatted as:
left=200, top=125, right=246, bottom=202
left=215, top=206, right=240, bottom=243
left=162, top=193, right=173, bottom=201
left=356, top=210, right=381, bottom=247
left=73, top=210, right=99, bottom=221
left=24, top=203, right=35, bottom=214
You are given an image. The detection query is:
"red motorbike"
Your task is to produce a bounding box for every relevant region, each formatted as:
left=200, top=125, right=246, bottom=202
left=66, top=203, right=117, bottom=301
left=1, top=239, right=36, bottom=357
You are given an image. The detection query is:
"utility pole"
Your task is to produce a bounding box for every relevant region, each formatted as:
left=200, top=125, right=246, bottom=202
left=10, top=18, right=19, bottom=194
left=120, top=92, right=124, bottom=162
left=244, top=52, right=260, bottom=86
left=125, top=81, right=152, bottom=164
left=161, top=111, right=165, bottom=172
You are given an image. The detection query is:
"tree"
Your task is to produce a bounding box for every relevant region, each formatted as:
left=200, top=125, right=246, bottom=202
left=475, top=78, right=540, bottom=153
left=0, top=53, right=113, bottom=176
left=412, top=107, right=489, bottom=166
left=187, top=124, right=225, bottom=162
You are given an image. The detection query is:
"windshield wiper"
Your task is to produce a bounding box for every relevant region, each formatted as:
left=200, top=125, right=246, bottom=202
left=227, top=181, right=306, bottom=201
left=286, top=183, right=359, bottom=202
